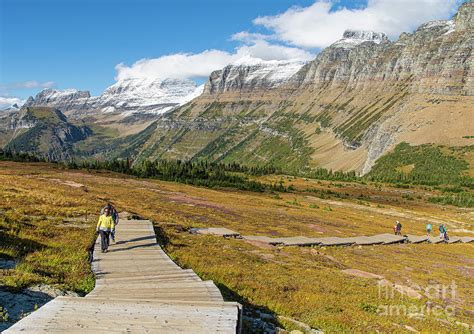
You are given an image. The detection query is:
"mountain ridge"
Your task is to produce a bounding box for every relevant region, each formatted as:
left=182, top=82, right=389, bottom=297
left=123, top=2, right=473, bottom=174
left=1, top=2, right=472, bottom=173
left=24, top=78, right=203, bottom=117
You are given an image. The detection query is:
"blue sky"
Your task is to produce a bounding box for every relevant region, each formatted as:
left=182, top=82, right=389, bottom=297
left=0, top=0, right=464, bottom=106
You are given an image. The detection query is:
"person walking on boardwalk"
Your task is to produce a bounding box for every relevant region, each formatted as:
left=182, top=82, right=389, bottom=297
left=439, top=224, right=446, bottom=239
left=395, top=221, right=402, bottom=236
left=442, top=225, right=449, bottom=241
left=101, top=203, right=119, bottom=242
left=97, top=206, right=115, bottom=253
left=426, top=223, right=432, bottom=236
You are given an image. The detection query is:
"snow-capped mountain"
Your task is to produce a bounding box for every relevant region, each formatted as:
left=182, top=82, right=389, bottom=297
left=0, top=103, right=21, bottom=112
left=204, top=58, right=308, bottom=94
left=331, top=30, right=389, bottom=49
left=24, top=78, right=203, bottom=116
left=24, top=89, right=91, bottom=113
left=97, top=78, right=203, bottom=114
left=416, top=20, right=456, bottom=35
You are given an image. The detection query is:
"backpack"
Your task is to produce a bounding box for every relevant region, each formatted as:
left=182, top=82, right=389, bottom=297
left=111, top=208, right=119, bottom=224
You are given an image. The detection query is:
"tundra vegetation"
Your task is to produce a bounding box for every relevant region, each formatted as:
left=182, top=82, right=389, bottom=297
left=0, top=144, right=473, bottom=332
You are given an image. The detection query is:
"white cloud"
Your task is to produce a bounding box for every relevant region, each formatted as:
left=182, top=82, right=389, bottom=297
left=253, top=0, right=460, bottom=48
left=235, top=40, right=313, bottom=62
left=115, top=42, right=313, bottom=81
left=231, top=31, right=272, bottom=43
left=0, top=97, right=24, bottom=109
left=115, top=50, right=235, bottom=81
left=1, top=81, right=55, bottom=90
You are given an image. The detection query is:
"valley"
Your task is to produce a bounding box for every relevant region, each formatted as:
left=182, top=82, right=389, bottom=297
left=0, top=161, right=473, bottom=332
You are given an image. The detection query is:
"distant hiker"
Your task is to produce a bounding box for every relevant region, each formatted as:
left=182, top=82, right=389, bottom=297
left=444, top=230, right=449, bottom=241
left=393, top=224, right=398, bottom=235
left=96, top=206, right=115, bottom=253
left=439, top=224, right=446, bottom=239
left=101, top=203, right=119, bottom=242
left=395, top=221, right=402, bottom=236
left=442, top=225, right=449, bottom=241
left=426, top=223, right=432, bottom=236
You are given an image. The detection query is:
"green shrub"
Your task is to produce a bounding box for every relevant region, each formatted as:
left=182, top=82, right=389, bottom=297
left=368, top=143, right=473, bottom=187
left=0, top=306, right=9, bottom=322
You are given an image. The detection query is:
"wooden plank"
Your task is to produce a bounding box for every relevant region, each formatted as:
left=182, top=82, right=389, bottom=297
left=344, top=236, right=384, bottom=245
left=460, top=236, right=474, bottom=243
left=428, top=236, right=446, bottom=244
left=190, top=227, right=241, bottom=238
left=275, top=236, right=320, bottom=246
left=405, top=235, right=429, bottom=244
left=310, top=237, right=354, bottom=246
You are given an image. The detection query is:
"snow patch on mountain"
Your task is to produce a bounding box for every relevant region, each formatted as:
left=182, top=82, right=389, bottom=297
left=331, top=30, right=389, bottom=49
left=242, top=58, right=308, bottom=83
left=417, top=19, right=456, bottom=35
left=419, top=19, right=455, bottom=31
left=205, top=57, right=308, bottom=94
left=95, top=78, right=200, bottom=115
left=24, top=78, right=203, bottom=116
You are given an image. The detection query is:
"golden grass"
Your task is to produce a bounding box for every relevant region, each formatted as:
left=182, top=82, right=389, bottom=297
left=0, top=161, right=472, bottom=332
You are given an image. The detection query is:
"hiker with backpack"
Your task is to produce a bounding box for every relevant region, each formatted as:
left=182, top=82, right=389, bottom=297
left=101, top=204, right=119, bottom=242
left=439, top=224, right=449, bottom=241
left=426, top=223, right=432, bottom=236
left=96, top=206, right=115, bottom=253
left=440, top=224, right=449, bottom=241
left=395, top=221, right=402, bottom=236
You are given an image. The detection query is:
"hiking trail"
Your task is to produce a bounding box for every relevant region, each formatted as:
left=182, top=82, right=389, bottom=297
left=4, top=218, right=241, bottom=333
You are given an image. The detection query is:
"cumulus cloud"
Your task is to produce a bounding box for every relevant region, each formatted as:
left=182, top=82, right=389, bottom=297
left=235, top=40, right=313, bottom=62
left=231, top=31, right=272, bottom=43
left=0, top=97, right=24, bottom=109
left=115, top=50, right=235, bottom=81
left=115, top=42, right=313, bottom=81
left=1, top=80, right=55, bottom=90
left=253, top=0, right=460, bottom=48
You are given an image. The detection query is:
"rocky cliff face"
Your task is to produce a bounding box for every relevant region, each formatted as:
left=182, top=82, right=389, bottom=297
left=24, top=78, right=203, bottom=117
left=296, top=15, right=471, bottom=96
left=24, top=89, right=91, bottom=114
left=203, top=58, right=307, bottom=94
left=126, top=2, right=473, bottom=173
left=330, top=30, right=389, bottom=49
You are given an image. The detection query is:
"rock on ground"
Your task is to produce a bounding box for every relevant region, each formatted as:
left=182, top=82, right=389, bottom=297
left=0, top=284, right=78, bottom=331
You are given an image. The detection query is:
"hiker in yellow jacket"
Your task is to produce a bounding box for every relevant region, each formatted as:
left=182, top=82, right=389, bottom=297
left=96, top=206, right=115, bottom=253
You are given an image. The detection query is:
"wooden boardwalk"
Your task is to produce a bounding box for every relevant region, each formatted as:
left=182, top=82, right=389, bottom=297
left=5, top=219, right=241, bottom=333
left=202, top=228, right=474, bottom=247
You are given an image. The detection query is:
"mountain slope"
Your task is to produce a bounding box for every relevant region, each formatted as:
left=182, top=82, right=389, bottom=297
left=17, top=78, right=204, bottom=156
left=5, top=107, right=91, bottom=160
left=24, top=78, right=203, bottom=117
left=125, top=2, right=473, bottom=173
